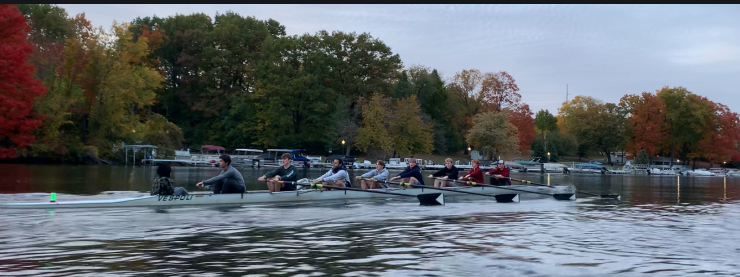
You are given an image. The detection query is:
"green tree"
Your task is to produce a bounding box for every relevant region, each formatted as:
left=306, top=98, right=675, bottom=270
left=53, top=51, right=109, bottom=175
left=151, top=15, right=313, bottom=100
left=388, top=95, right=434, bottom=157
left=142, top=113, right=184, bottom=158
left=558, top=97, right=627, bottom=163
left=657, top=86, right=715, bottom=164
left=534, top=109, right=558, bottom=160
left=634, top=149, right=650, bottom=165
left=447, top=69, right=484, bottom=152
left=87, top=22, right=164, bottom=158
left=466, top=111, right=519, bottom=160
left=394, top=71, right=413, bottom=99
left=354, top=93, right=393, bottom=153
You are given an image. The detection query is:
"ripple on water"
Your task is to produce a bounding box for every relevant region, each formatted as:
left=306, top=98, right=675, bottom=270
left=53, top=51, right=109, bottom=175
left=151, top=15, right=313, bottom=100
left=1, top=197, right=740, bottom=276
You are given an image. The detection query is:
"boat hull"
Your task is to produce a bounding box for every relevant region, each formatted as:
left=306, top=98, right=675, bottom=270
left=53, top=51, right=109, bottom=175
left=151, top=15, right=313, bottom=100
left=1, top=185, right=573, bottom=209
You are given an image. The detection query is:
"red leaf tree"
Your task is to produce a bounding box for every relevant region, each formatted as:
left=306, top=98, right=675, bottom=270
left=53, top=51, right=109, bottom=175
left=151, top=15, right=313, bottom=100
left=694, top=101, right=740, bottom=165
left=509, top=104, right=536, bottom=154
left=0, top=4, right=48, bottom=158
left=623, top=92, right=669, bottom=157
left=478, top=71, right=534, bottom=154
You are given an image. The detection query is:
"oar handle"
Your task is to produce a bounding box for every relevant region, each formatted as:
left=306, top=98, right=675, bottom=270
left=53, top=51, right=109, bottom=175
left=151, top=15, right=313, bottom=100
left=259, top=179, right=297, bottom=184
left=435, top=178, right=481, bottom=186
left=497, top=177, right=547, bottom=186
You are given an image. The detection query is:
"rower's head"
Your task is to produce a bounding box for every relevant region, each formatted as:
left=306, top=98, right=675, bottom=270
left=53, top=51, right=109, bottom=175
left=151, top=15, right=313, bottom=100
left=497, top=160, right=505, bottom=169
left=409, top=159, right=417, bottom=167
left=376, top=160, right=385, bottom=171
left=281, top=153, right=291, bottom=167
left=333, top=158, right=344, bottom=169
left=471, top=159, right=480, bottom=168
left=157, top=164, right=171, bottom=178
left=218, top=154, right=231, bottom=169
left=445, top=158, right=453, bottom=169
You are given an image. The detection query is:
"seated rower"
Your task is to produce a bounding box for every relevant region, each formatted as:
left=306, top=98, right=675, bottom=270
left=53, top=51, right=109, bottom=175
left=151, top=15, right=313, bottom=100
left=313, top=158, right=351, bottom=190
left=258, top=153, right=298, bottom=192
left=357, top=160, right=389, bottom=189
left=151, top=164, right=188, bottom=196
left=196, top=155, right=246, bottom=194
left=458, top=159, right=484, bottom=185
left=390, top=159, right=425, bottom=186
left=485, top=160, right=511, bottom=186
left=428, top=158, right=459, bottom=188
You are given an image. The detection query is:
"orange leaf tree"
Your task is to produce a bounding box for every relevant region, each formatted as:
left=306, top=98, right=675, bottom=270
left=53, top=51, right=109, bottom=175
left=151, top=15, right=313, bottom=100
left=620, top=91, right=669, bottom=157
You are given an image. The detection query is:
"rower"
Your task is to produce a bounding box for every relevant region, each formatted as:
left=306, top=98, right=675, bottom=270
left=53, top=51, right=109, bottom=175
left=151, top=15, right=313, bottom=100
left=390, top=159, right=425, bottom=186
left=196, top=154, right=246, bottom=194
left=485, top=160, right=511, bottom=186
left=428, top=158, right=459, bottom=188
left=313, top=158, right=351, bottom=190
left=151, top=164, right=188, bottom=196
left=458, top=159, right=484, bottom=185
left=258, top=153, right=297, bottom=192
left=357, top=160, right=389, bottom=189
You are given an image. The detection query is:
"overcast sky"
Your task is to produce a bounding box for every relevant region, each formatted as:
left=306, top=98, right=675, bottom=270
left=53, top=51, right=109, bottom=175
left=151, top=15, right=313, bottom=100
left=58, top=4, right=740, bottom=114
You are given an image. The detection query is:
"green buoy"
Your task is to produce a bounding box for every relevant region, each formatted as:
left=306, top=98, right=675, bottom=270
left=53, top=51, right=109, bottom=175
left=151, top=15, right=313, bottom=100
left=50, top=192, right=56, bottom=202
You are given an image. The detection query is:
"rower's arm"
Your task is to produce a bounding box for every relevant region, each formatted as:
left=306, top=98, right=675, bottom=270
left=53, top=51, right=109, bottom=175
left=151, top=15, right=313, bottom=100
left=263, top=167, right=279, bottom=178
left=316, top=170, right=332, bottom=180
left=374, top=169, right=389, bottom=181
left=203, top=167, right=235, bottom=185
left=322, top=170, right=348, bottom=182
left=397, top=167, right=419, bottom=179
left=431, top=168, right=445, bottom=177
left=360, top=170, right=376, bottom=179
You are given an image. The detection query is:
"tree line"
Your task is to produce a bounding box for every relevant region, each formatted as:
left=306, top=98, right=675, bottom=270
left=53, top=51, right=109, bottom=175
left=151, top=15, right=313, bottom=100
left=1, top=4, right=738, bottom=167
left=532, top=87, right=740, bottom=168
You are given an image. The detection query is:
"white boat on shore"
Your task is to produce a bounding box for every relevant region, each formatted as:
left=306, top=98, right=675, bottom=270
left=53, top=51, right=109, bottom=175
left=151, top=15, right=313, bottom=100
left=1, top=184, right=574, bottom=209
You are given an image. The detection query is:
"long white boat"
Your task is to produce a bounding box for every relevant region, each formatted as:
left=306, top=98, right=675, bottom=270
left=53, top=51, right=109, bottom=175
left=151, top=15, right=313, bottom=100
left=0, top=184, right=574, bottom=209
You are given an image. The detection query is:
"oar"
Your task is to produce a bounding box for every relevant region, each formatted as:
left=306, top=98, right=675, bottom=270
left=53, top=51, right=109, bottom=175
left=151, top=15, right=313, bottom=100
left=501, top=177, right=620, bottom=199
left=306, top=183, right=445, bottom=206
left=380, top=179, right=519, bottom=203
left=270, top=179, right=444, bottom=206
left=443, top=178, right=575, bottom=201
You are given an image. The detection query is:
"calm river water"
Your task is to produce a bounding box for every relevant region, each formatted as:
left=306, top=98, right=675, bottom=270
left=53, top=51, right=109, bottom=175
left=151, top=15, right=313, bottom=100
left=1, top=164, right=739, bottom=276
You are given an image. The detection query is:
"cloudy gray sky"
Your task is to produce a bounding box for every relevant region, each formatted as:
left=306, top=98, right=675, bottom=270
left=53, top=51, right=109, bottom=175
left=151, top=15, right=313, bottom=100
left=58, top=4, right=740, bottom=114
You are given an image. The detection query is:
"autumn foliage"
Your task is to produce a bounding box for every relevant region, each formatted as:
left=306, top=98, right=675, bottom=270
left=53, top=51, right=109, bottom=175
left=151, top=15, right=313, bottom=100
left=508, top=104, right=535, bottom=153
left=0, top=4, right=47, bottom=158
left=5, top=4, right=740, bottom=166
left=622, top=92, right=669, bottom=157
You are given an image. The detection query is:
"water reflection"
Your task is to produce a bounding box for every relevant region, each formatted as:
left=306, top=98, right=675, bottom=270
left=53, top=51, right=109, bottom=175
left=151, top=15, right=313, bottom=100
left=677, top=175, right=680, bottom=204
left=0, top=198, right=739, bottom=276
left=2, top=165, right=740, bottom=275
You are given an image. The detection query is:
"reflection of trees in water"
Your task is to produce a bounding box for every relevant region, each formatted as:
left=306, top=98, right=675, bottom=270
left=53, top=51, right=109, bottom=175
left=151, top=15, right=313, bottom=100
left=0, top=164, right=30, bottom=193
left=622, top=175, right=740, bottom=206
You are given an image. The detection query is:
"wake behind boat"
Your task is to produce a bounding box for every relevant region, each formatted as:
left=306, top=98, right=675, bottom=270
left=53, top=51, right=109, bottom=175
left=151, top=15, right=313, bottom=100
left=0, top=184, right=574, bottom=209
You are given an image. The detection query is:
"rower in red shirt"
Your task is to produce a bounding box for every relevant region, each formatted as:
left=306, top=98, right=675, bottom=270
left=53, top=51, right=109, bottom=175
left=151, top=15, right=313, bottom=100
left=459, top=159, right=484, bottom=185
left=485, top=160, right=511, bottom=186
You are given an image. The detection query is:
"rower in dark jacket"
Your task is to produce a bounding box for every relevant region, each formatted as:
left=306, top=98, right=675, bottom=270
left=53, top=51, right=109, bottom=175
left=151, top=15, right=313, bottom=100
left=390, top=159, right=425, bottom=186
left=258, top=153, right=298, bottom=192
left=428, top=158, right=459, bottom=188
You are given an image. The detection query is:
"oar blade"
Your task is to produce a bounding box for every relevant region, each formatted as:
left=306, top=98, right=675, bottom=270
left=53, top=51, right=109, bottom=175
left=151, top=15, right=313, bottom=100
left=417, top=193, right=445, bottom=206
left=493, top=193, right=518, bottom=203
left=553, top=193, right=575, bottom=201
left=601, top=194, right=621, bottom=200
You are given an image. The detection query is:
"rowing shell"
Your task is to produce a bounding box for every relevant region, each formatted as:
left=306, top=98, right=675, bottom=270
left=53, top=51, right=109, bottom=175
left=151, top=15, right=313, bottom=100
left=0, top=185, right=574, bottom=209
